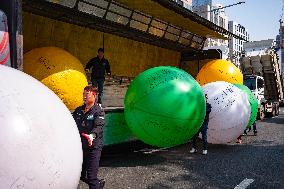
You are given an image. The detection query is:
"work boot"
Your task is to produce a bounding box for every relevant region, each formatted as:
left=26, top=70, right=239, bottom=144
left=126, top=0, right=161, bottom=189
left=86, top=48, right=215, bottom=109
left=189, top=148, right=197, bottom=153
left=253, top=130, right=257, bottom=136
left=99, top=179, right=105, bottom=189
left=202, top=150, right=208, bottom=155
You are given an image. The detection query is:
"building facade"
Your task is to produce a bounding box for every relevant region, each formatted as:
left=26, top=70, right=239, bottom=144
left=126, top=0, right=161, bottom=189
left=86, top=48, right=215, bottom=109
left=192, top=0, right=212, bottom=7
left=276, top=26, right=284, bottom=76
left=173, top=0, right=192, bottom=10
left=192, top=3, right=229, bottom=59
left=228, top=21, right=249, bottom=66
left=182, top=0, right=193, bottom=10
left=243, top=39, right=274, bottom=57
left=276, top=26, right=284, bottom=49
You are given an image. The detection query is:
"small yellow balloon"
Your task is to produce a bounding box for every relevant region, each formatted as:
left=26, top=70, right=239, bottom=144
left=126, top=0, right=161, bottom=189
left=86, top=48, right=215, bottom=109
left=196, top=59, right=243, bottom=86
left=24, top=47, right=88, bottom=111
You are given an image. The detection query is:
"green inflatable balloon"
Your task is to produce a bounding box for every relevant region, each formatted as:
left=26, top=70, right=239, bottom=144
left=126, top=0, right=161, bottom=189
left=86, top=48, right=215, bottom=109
left=124, top=66, right=206, bottom=147
left=234, top=84, right=258, bottom=128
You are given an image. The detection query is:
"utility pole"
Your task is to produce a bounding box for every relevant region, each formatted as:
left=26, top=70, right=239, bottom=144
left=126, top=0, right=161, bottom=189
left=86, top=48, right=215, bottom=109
left=195, top=1, right=245, bottom=14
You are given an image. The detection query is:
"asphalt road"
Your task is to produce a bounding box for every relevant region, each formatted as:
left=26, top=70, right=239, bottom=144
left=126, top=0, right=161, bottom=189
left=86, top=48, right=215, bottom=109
left=78, top=108, right=284, bottom=189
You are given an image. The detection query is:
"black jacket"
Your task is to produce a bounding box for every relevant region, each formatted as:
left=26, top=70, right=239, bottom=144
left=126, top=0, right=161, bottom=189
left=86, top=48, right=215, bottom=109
left=72, top=104, right=105, bottom=149
left=85, top=56, right=111, bottom=79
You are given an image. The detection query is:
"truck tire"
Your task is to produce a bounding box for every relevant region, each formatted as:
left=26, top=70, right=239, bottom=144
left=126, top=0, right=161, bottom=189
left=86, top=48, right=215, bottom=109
left=272, top=107, right=276, bottom=117
left=258, top=104, right=265, bottom=121
left=275, top=106, right=280, bottom=116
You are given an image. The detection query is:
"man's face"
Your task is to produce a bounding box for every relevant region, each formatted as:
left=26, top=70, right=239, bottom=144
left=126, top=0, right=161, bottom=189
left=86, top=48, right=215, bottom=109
left=83, top=90, right=96, bottom=104
left=98, top=51, right=104, bottom=59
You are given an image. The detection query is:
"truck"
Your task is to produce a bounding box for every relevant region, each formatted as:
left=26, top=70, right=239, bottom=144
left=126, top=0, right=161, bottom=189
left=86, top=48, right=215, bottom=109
left=1, top=0, right=244, bottom=145
left=240, top=49, right=284, bottom=120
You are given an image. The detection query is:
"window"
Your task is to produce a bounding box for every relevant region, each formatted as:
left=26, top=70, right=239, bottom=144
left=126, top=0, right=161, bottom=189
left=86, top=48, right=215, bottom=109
left=130, top=11, right=151, bottom=32
left=219, top=17, right=224, bottom=28
left=179, top=31, right=193, bottom=46
left=164, top=25, right=180, bottom=41
left=106, top=12, right=129, bottom=25
left=78, top=1, right=106, bottom=17
left=44, top=0, right=206, bottom=50
left=106, top=3, right=131, bottom=25
left=46, top=0, right=76, bottom=8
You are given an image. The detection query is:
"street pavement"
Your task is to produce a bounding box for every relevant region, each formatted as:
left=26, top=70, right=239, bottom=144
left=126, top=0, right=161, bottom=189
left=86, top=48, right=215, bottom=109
left=78, top=108, right=284, bottom=189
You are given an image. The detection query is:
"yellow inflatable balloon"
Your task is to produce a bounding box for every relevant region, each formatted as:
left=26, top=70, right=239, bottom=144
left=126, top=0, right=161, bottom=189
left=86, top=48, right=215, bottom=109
left=196, top=59, right=243, bottom=86
left=24, top=47, right=88, bottom=111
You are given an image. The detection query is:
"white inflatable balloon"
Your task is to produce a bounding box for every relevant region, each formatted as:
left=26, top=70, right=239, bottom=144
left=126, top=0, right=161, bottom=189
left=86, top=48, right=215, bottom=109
left=202, top=81, right=250, bottom=144
left=0, top=66, right=82, bottom=188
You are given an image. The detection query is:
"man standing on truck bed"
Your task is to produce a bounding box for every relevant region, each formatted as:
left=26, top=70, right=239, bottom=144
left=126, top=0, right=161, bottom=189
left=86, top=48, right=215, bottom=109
left=85, top=48, right=111, bottom=104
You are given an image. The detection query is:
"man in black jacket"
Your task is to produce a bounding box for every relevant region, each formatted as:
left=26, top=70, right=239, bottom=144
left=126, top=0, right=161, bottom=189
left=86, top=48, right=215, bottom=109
left=85, top=48, right=111, bottom=104
left=72, top=86, right=105, bottom=189
left=190, top=94, right=212, bottom=155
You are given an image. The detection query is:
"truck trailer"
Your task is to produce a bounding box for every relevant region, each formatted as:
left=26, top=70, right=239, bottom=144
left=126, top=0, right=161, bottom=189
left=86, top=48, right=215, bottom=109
left=241, top=50, right=284, bottom=120
left=1, top=0, right=244, bottom=145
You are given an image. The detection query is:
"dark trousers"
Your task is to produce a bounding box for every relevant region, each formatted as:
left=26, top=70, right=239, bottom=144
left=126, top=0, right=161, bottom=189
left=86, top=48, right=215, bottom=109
left=252, top=122, right=257, bottom=132
left=192, top=122, right=208, bottom=150
left=92, top=79, right=104, bottom=104
left=81, top=148, right=102, bottom=189
left=245, top=122, right=257, bottom=133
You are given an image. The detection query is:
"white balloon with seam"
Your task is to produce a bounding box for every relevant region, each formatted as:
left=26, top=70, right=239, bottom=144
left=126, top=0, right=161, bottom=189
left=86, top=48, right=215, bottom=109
left=202, top=81, right=250, bottom=144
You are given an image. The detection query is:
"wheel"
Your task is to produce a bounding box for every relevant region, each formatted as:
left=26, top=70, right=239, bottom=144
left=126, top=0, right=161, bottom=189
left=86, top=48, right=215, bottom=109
left=258, top=104, right=265, bottom=121
left=275, top=106, right=280, bottom=116
left=272, top=107, right=276, bottom=117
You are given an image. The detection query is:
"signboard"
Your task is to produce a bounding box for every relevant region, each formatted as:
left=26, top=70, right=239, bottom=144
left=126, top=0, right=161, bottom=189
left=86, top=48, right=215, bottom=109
left=0, top=10, right=11, bottom=67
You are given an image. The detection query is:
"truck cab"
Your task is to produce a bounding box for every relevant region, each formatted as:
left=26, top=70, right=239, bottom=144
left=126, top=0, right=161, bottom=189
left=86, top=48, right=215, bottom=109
left=244, top=75, right=264, bottom=102
left=244, top=75, right=268, bottom=120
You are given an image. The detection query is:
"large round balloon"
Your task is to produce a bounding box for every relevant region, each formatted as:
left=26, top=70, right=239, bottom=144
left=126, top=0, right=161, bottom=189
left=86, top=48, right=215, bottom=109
left=23, top=47, right=88, bottom=111
left=124, top=66, right=206, bottom=147
left=196, top=59, right=243, bottom=86
left=0, top=65, right=82, bottom=188
left=234, top=84, right=258, bottom=128
left=202, top=81, right=250, bottom=144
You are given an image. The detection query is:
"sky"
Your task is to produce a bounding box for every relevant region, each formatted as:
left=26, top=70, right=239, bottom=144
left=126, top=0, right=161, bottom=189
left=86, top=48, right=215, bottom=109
left=212, top=0, right=282, bottom=41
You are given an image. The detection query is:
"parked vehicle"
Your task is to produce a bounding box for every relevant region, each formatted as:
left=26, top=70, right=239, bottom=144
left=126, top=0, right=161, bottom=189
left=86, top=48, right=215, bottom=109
left=240, top=50, right=284, bottom=120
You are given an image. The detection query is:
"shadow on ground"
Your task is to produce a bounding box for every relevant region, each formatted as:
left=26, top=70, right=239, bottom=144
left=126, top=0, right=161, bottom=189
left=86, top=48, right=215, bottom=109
left=100, top=139, right=284, bottom=189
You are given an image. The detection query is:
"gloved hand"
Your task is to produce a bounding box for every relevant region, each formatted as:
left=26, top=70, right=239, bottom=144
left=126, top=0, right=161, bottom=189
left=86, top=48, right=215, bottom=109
left=82, top=132, right=95, bottom=147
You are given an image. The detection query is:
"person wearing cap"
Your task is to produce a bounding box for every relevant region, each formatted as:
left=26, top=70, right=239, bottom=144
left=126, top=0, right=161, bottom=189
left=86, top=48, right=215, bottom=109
left=190, top=94, right=212, bottom=155
left=72, top=86, right=105, bottom=189
left=85, top=48, right=111, bottom=104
